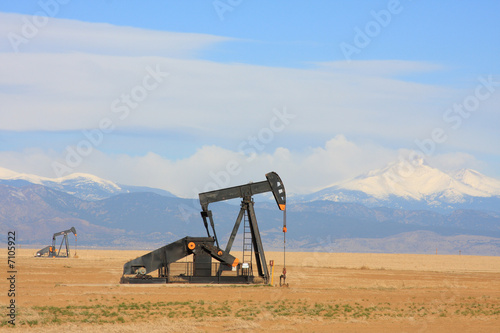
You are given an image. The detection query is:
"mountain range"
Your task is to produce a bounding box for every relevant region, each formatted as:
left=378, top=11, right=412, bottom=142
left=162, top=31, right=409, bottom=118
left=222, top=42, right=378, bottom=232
left=0, top=166, right=175, bottom=200
left=0, top=163, right=499, bottom=255
left=302, top=158, right=500, bottom=213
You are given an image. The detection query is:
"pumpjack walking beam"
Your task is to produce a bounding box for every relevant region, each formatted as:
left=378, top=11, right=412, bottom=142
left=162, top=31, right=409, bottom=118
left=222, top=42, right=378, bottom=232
left=198, top=172, right=286, bottom=283
left=52, top=227, right=77, bottom=257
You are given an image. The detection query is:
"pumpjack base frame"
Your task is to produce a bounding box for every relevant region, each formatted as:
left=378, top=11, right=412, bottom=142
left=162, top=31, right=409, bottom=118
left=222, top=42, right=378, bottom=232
left=120, top=236, right=267, bottom=285
left=34, top=255, right=72, bottom=258
left=121, top=275, right=257, bottom=284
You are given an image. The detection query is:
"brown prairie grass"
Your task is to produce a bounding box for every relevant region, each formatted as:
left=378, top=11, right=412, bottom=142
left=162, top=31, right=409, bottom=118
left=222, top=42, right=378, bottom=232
left=3, top=249, right=500, bottom=332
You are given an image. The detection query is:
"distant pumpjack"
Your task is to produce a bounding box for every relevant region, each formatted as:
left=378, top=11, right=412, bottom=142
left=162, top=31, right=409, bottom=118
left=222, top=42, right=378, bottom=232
left=36, top=227, right=77, bottom=258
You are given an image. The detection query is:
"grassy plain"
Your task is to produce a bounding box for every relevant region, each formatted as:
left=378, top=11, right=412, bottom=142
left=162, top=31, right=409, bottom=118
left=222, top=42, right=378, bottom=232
left=1, top=249, right=499, bottom=332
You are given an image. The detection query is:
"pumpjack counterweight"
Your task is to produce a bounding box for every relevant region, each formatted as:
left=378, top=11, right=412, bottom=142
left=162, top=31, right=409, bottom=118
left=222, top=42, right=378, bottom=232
left=120, top=171, right=286, bottom=284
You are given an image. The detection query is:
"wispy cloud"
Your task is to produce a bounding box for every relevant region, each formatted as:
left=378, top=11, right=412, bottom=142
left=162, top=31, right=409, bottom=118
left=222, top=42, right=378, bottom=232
left=0, top=12, right=233, bottom=56
left=0, top=50, right=454, bottom=138
left=315, top=60, right=446, bottom=77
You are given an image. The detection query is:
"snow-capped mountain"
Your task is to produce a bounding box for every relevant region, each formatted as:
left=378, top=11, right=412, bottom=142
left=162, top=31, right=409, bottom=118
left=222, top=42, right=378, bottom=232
left=451, top=169, right=500, bottom=197
left=305, top=158, right=500, bottom=212
left=0, top=167, right=175, bottom=200
left=1, top=165, right=499, bottom=254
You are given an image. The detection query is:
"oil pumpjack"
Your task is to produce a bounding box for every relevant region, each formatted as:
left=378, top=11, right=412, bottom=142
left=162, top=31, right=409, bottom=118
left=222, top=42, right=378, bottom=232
left=120, top=171, right=286, bottom=284
left=35, top=227, right=77, bottom=258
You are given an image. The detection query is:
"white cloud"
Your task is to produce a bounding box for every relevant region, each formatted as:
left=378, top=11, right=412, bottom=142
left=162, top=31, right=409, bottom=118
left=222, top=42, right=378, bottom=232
left=315, top=60, right=445, bottom=77
left=0, top=51, right=456, bottom=141
left=0, top=12, right=232, bottom=56
left=0, top=12, right=463, bottom=143
left=0, top=148, right=60, bottom=176
left=0, top=136, right=399, bottom=197
left=426, top=152, right=486, bottom=173
left=1, top=135, right=496, bottom=199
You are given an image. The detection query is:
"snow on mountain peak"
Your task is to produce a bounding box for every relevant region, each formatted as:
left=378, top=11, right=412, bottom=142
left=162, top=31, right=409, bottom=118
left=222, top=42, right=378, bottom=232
left=0, top=166, right=177, bottom=200
left=54, top=172, right=122, bottom=190
left=452, top=169, right=500, bottom=196
left=0, top=167, right=19, bottom=178
left=0, top=166, right=46, bottom=185
left=0, top=167, right=121, bottom=190
left=0, top=167, right=123, bottom=200
left=321, top=160, right=499, bottom=201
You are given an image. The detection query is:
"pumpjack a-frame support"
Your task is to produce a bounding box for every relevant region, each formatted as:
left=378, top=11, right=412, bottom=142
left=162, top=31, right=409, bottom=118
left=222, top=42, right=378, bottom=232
left=224, top=196, right=268, bottom=279
left=198, top=171, right=286, bottom=283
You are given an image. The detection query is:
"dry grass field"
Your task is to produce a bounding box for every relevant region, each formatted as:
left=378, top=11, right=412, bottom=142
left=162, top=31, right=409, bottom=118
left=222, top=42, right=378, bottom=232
left=1, top=248, right=500, bottom=332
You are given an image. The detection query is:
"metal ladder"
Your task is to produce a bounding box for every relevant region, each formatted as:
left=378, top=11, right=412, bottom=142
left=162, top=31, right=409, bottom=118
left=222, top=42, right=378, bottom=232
left=242, top=210, right=253, bottom=275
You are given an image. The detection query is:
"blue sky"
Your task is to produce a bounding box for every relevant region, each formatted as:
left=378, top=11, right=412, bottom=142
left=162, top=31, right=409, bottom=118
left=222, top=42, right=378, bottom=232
left=0, top=1, right=499, bottom=196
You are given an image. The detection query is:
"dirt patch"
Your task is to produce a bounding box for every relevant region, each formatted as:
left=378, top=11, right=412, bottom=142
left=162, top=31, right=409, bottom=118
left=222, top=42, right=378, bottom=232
left=1, top=249, right=499, bottom=332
